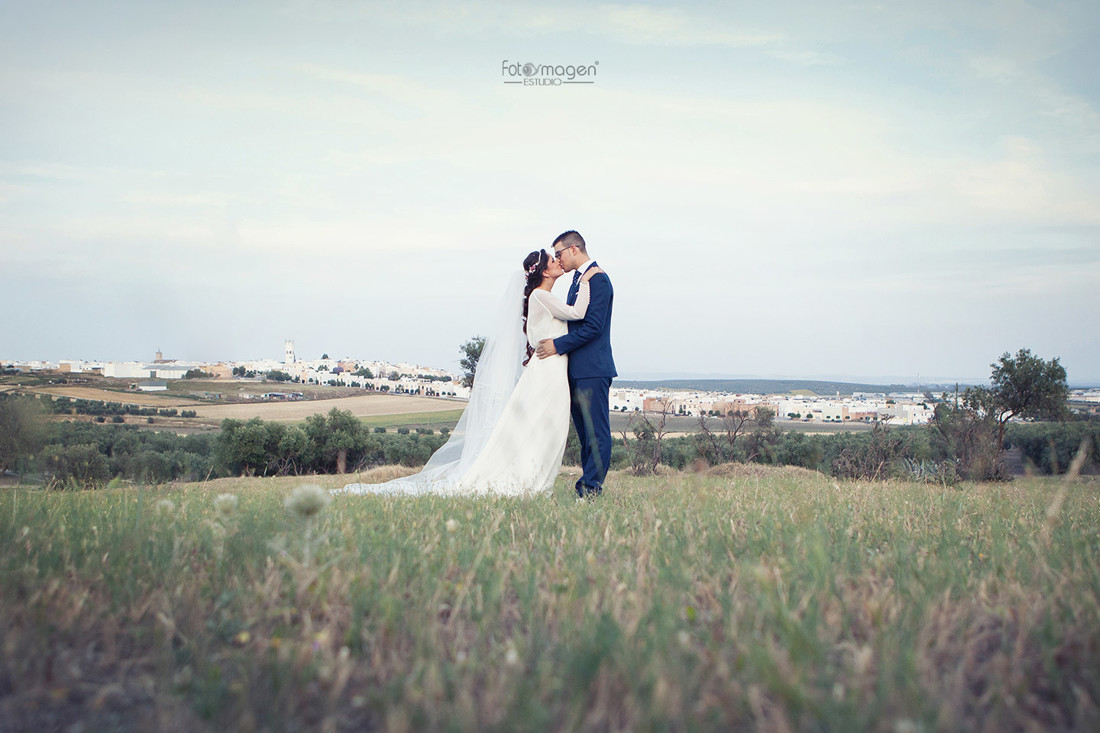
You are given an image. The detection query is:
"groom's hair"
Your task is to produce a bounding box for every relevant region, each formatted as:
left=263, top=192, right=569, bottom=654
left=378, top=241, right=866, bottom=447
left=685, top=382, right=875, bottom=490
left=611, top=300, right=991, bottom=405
left=553, top=230, right=586, bottom=254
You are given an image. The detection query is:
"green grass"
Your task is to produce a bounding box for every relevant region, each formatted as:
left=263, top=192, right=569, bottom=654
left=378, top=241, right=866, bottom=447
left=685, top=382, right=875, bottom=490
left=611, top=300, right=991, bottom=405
left=274, top=409, right=464, bottom=431
left=356, top=409, right=465, bottom=429
left=2, top=468, right=1098, bottom=731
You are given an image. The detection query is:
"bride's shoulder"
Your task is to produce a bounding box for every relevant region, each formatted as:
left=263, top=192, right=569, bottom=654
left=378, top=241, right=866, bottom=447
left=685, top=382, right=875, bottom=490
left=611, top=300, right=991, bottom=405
left=529, top=288, right=556, bottom=302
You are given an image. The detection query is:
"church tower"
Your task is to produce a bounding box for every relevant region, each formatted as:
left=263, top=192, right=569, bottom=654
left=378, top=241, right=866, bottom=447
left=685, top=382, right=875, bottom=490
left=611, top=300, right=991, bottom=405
left=284, top=340, right=295, bottom=365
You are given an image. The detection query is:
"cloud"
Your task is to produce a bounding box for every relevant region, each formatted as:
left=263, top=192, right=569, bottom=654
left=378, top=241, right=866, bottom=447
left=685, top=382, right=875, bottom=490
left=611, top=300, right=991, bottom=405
left=0, top=161, right=96, bottom=182
left=965, top=53, right=1100, bottom=153
left=284, top=1, right=834, bottom=64
left=296, top=64, right=462, bottom=112
left=945, top=136, right=1100, bottom=224
left=121, top=191, right=254, bottom=207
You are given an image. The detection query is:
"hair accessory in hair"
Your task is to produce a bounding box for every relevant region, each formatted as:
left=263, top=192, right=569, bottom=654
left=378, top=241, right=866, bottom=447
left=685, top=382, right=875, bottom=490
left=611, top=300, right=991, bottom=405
left=527, top=252, right=544, bottom=275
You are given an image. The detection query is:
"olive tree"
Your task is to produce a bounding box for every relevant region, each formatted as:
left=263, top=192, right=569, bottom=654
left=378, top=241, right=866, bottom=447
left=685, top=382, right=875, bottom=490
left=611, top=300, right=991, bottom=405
left=459, top=336, right=485, bottom=389
left=967, top=348, right=1069, bottom=452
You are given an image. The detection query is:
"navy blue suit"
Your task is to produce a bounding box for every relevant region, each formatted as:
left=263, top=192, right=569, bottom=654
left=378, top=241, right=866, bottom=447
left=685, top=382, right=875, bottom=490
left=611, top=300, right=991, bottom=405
left=553, top=262, right=616, bottom=497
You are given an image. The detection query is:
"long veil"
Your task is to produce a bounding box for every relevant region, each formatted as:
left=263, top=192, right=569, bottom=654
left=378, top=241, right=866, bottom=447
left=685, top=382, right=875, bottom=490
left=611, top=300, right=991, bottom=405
left=334, top=271, right=527, bottom=496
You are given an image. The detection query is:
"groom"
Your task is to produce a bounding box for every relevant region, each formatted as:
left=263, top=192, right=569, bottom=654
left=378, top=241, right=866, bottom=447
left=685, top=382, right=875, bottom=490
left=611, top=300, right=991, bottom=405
left=536, top=230, right=616, bottom=499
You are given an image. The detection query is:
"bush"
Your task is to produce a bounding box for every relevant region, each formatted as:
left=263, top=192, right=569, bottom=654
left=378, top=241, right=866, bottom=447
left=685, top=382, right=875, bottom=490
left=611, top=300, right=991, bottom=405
left=0, top=395, right=43, bottom=475
left=829, top=423, right=909, bottom=480
left=928, top=403, right=1008, bottom=481
left=43, top=443, right=112, bottom=488
left=1005, top=421, right=1100, bottom=475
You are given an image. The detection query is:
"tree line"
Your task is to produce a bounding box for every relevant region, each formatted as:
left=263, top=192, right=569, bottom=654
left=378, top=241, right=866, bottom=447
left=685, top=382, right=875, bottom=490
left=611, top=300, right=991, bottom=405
left=0, top=403, right=454, bottom=488
left=35, top=395, right=197, bottom=419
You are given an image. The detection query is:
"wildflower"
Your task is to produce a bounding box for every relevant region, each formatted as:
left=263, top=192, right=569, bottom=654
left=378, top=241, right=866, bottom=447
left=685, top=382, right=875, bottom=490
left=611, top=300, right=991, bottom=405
left=445, top=518, right=458, bottom=533
left=505, top=643, right=520, bottom=666
left=156, top=499, right=176, bottom=515
left=285, top=484, right=332, bottom=519
left=214, top=493, right=238, bottom=519
left=233, top=630, right=251, bottom=646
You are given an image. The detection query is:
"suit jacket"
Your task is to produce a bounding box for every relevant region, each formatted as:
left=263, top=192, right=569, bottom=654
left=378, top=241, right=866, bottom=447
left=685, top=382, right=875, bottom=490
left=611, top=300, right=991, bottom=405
left=552, top=262, right=617, bottom=379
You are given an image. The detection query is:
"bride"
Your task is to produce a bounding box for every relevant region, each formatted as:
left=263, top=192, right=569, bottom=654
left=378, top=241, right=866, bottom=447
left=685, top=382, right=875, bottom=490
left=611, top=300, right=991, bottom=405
left=335, top=249, right=602, bottom=497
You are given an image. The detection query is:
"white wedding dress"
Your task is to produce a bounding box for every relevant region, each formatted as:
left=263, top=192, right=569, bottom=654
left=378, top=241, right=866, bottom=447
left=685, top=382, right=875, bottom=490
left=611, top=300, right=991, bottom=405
left=335, top=279, right=590, bottom=497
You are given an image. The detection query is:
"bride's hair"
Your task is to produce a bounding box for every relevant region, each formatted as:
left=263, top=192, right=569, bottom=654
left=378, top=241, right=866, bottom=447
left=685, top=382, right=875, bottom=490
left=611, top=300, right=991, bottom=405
left=521, top=250, right=549, bottom=366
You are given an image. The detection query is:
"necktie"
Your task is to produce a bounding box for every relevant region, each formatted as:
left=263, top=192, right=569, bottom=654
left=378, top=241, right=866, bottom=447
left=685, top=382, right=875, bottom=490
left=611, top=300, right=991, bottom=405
left=572, top=270, right=582, bottom=288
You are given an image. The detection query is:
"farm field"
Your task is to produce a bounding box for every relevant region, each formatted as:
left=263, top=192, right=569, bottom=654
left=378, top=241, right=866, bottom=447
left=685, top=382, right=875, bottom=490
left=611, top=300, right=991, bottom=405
left=191, top=394, right=464, bottom=423
left=33, top=385, right=197, bottom=407
left=7, top=377, right=467, bottom=428
left=2, top=468, right=1097, bottom=731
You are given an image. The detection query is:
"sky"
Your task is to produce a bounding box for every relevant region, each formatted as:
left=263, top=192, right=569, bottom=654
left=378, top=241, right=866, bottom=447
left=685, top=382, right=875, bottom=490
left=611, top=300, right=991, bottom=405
left=2, top=1, right=1099, bottom=384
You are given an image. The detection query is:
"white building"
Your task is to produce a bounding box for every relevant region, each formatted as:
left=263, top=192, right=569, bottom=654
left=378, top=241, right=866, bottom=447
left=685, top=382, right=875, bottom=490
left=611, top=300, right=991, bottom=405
left=104, top=362, right=152, bottom=379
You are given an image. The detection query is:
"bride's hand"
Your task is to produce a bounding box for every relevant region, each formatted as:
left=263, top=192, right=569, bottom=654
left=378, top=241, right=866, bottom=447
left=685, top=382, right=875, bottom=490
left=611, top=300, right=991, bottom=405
left=581, top=266, right=604, bottom=283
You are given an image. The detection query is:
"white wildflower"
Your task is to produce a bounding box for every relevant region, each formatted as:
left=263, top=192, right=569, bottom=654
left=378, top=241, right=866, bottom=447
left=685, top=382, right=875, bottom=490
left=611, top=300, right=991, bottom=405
left=214, top=493, right=238, bottom=519
left=155, top=499, right=176, bottom=515
left=285, top=484, right=332, bottom=519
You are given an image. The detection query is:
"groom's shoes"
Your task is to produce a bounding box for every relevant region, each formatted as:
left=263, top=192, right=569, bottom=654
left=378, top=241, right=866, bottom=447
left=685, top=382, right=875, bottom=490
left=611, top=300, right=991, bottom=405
left=575, top=484, right=602, bottom=501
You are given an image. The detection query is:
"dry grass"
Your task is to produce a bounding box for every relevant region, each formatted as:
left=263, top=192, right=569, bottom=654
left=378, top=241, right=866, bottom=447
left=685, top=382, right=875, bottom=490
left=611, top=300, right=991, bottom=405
left=1, top=469, right=1098, bottom=731
left=191, top=394, right=462, bottom=423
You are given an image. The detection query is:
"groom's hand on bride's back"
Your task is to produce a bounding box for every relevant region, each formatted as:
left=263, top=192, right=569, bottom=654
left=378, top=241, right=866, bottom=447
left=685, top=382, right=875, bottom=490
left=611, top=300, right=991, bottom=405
left=535, top=339, right=557, bottom=359
left=581, top=267, right=604, bottom=283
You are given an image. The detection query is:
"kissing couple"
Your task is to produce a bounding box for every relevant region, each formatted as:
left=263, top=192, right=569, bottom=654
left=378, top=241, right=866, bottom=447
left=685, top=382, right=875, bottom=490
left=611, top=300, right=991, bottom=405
left=336, top=230, right=616, bottom=499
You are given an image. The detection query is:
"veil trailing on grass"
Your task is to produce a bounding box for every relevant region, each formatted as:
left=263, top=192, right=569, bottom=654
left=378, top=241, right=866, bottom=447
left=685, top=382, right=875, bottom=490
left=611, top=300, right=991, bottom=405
left=334, top=272, right=527, bottom=496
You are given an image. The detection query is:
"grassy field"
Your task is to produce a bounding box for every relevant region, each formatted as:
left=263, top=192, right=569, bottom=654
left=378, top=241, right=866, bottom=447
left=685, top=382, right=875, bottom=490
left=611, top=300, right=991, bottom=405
left=2, top=468, right=1098, bottom=731
left=356, top=409, right=465, bottom=430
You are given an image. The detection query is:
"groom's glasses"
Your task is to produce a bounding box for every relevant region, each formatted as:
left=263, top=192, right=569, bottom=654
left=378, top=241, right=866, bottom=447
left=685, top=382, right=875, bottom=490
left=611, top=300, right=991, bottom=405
left=553, top=245, right=575, bottom=260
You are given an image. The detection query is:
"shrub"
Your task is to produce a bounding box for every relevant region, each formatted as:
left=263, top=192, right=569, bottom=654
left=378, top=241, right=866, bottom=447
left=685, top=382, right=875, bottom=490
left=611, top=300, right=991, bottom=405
left=1005, top=421, right=1100, bottom=475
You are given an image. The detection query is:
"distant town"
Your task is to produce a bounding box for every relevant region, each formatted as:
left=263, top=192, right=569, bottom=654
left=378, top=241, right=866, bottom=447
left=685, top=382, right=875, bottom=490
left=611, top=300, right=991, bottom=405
left=5, top=340, right=1099, bottom=426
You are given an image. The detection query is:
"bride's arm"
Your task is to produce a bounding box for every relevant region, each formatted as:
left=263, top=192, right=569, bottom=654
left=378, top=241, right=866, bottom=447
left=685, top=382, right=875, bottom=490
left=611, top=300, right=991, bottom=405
left=532, top=282, right=590, bottom=321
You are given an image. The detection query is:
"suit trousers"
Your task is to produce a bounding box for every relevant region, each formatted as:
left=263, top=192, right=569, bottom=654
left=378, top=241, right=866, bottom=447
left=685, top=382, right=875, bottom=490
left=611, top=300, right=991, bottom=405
left=569, top=375, right=612, bottom=497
